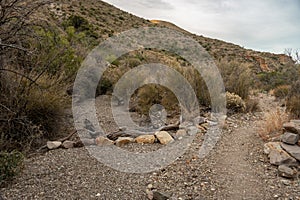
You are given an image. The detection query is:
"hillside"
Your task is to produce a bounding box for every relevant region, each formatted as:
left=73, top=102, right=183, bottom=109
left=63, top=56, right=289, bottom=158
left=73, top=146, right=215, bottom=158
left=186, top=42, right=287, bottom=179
left=150, top=20, right=294, bottom=73
left=44, top=0, right=294, bottom=73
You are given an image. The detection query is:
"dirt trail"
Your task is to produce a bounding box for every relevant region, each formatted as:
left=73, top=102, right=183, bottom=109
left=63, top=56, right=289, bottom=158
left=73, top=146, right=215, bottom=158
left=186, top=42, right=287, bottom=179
left=1, top=94, right=299, bottom=200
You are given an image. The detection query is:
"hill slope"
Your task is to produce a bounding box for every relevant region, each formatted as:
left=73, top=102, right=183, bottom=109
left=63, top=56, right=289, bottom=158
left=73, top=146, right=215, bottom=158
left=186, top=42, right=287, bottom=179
left=44, top=1, right=294, bottom=73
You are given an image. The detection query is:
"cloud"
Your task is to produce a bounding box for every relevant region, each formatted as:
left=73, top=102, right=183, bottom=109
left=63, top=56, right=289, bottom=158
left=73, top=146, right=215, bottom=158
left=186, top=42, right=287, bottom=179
left=102, top=0, right=300, bottom=53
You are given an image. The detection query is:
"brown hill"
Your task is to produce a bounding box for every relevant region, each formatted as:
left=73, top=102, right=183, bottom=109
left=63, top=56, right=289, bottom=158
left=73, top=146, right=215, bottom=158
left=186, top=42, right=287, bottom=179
left=43, top=1, right=294, bottom=74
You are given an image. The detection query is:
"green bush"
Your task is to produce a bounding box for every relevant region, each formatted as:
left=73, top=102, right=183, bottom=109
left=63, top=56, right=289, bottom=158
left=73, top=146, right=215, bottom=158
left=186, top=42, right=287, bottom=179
left=273, top=85, right=290, bottom=99
left=97, top=78, right=113, bottom=95
left=258, top=64, right=299, bottom=91
left=0, top=150, right=24, bottom=185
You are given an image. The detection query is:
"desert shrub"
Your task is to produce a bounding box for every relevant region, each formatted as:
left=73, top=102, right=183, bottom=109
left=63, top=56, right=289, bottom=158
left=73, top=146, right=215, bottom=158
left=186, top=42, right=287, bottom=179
left=287, top=80, right=300, bottom=118
left=63, top=15, right=98, bottom=38
left=226, top=92, right=246, bottom=113
left=24, top=76, right=69, bottom=136
left=134, top=84, right=179, bottom=115
left=258, top=109, right=289, bottom=141
left=218, top=60, right=253, bottom=99
left=245, top=98, right=260, bottom=113
left=258, top=64, right=299, bottom=91
left=273, top=85, right=290, bottom=99
left=97, top=78, right=113, bottom=95
left=0, top=72, right=69, bottom=152
left=0, top=150, right=24, bottom=186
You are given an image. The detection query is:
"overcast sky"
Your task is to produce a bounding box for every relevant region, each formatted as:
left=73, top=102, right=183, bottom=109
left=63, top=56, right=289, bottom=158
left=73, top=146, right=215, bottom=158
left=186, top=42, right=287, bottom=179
left=102, top=0, right=300, bottom=54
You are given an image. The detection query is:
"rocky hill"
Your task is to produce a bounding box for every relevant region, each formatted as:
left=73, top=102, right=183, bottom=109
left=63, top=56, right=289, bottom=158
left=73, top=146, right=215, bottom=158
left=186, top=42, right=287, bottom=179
left=44, top=0, right=294, bottom=74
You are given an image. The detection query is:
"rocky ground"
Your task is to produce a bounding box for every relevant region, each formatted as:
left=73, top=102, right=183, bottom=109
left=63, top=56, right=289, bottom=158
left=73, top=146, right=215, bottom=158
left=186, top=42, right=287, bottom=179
left=1, top=94, right=299, bottom=200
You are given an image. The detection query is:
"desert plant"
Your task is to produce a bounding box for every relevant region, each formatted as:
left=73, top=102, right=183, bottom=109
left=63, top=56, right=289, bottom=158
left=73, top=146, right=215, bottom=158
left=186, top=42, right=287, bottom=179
left=273, top=85, right=290, bottom=99
left=134, top=84, right=178, bottom=115
left=245, top=98, right=260, bottom=113
left=258, top=109, right=289, bottom=141
left=0, top=150, right=24, bottom=186
left=218, top=60, right=253, bottom=99
left=226, top=92, right=246, bottom=113
left=287, top=80, right=300, bottom=118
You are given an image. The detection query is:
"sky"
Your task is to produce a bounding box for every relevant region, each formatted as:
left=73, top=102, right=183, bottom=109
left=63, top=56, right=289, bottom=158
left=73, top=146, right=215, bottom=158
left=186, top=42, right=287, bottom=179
left=102, top=0, right=300, bottom=54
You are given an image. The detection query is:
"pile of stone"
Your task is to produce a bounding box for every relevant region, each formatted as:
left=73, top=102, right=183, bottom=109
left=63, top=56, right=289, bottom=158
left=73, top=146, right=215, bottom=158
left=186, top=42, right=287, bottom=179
left=264, top=120, right=300, bottom=178
left=46, top=117, right=209, bottom=151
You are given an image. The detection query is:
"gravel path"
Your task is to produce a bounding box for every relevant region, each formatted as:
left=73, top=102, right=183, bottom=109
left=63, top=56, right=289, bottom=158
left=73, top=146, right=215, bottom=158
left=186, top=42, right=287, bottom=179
left=1, top=94, right=300, bottom=199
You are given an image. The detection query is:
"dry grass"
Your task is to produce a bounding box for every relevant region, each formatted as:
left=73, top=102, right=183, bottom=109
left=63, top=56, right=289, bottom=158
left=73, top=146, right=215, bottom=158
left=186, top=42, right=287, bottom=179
left=258, top=109, right=289, bottom=141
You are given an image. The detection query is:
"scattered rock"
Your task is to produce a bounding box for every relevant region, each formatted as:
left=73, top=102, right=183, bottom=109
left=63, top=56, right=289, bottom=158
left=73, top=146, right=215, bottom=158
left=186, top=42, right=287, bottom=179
left=115, top=137, right=134, bottom=146
left=264, top=142, right=298, bottom=166
left=283, top=122, right=300, bottom=134
left=281, top=132, right=300, bottom=145
left=95, top=136, right=114, bottom=146
left=281, top=143, right=300, bottom=161
left=278, top=165, right=298, bottom=178
left=155, top=131, right=174, bottom=145
left=135, top=135, right=156, bottom=144
left=62, top=140, right=75, bottom=149
left=152, top=191, right=170, bottom=200
left=81, top=138, right=96, bottom=146
left=47, top=141, right=62, bottom=150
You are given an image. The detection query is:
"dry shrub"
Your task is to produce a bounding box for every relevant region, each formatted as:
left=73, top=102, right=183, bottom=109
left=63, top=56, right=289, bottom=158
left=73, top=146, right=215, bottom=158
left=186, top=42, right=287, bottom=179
left=226, top=92, right=246, bottom=113
left=0, top=72, right=69, bottom=152
left=245, top=98, right=260, bottom=113
left=273, top=85, right=290, bottom=99
left=258, top=109, right=289, bottom=141
left=25, top=75, right=69, bottom=136
left=287, top=80, right=300, bottom=118
left=134, top=84, right=179, bottom=115
left=218, top=60, right=253, bottom=100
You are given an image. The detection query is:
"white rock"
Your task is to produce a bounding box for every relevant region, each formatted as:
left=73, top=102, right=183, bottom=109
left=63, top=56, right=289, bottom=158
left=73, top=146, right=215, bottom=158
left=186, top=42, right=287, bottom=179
left=47, top=141, right=62, bottom=150
left=155, top=131, right=174, bottom=145
left=115, top=137, right=134, bottom=146
left=174, top=129, right=187, bottom=139
left=95, top=136, right=114, bottom=146
left=62, top=140, right=75, bottom=149
left=135, top=135, right=156, bottom=144
left=81, top=138, right=95, bottom=146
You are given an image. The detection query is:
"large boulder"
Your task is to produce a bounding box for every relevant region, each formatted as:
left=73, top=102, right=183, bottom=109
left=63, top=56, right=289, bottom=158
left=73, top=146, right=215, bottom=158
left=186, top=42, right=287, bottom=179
left=95, top=136, right=114, bottom=146
left=281, top=143, right=300, bottom=161
left=115, top=137, right=134, bottom=146
left=264, top=142, right=298, bottom=166
left=135, top=135, right=156, bottom=144
left=283, top=122, right=300, bottom=134
left=281, top=132, right=300, bottom=145
left=155, top=131, right=174, bottom=145
left=278, top=165, right=298, bottom=178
